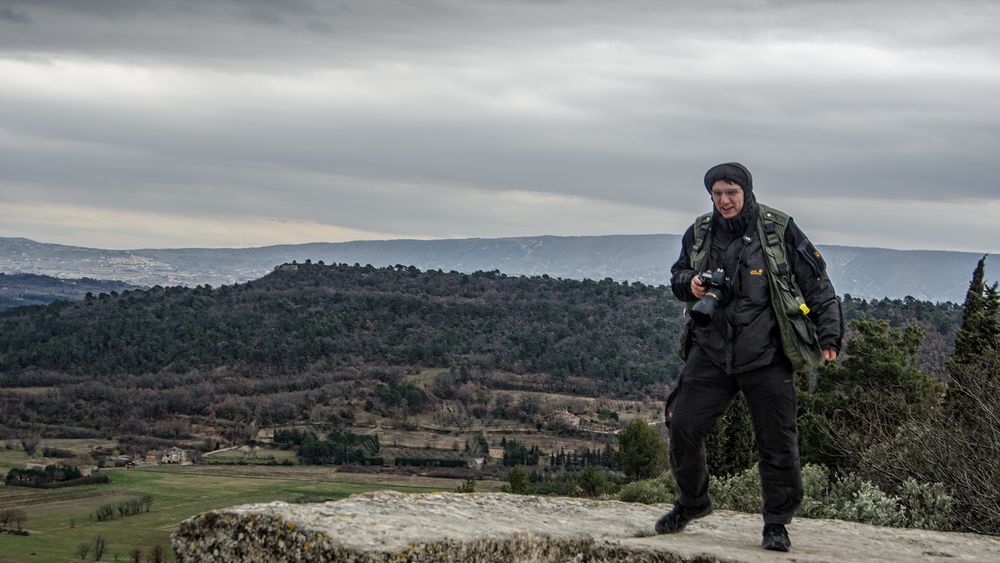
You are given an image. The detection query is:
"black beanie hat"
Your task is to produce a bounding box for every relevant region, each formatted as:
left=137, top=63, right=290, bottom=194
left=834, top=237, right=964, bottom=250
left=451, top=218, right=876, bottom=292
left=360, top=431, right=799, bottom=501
left=704, top=162, right=753, bottom=195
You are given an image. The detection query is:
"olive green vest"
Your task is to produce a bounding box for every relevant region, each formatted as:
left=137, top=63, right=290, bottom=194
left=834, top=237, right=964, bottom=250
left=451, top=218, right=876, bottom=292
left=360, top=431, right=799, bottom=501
left=680, top=204, right=822, bottom=372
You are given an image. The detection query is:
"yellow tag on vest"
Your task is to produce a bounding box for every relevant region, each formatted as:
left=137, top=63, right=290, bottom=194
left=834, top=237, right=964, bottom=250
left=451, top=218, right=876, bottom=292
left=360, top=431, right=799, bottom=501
left=799, top=303, right=811, bottom=315
left=749, top=268, right=764, bottom=276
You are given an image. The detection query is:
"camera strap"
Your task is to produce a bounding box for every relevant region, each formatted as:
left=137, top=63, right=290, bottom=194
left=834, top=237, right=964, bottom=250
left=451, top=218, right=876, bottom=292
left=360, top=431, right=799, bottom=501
left=763, top=218, right=790, bottom=276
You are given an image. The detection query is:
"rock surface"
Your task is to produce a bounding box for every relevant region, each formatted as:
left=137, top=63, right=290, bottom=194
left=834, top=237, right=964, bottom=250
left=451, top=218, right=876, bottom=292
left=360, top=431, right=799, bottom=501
left=172, top=491, right=1000, bottom=562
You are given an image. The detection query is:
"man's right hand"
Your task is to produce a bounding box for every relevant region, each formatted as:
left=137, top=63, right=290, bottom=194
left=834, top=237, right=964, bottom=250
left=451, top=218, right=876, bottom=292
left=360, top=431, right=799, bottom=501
left=690, top=274, right=707, bottom=299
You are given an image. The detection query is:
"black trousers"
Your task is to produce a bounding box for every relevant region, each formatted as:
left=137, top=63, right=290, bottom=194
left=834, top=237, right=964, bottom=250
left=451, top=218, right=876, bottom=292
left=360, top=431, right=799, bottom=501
left=666, top=346, right=803, bottom=525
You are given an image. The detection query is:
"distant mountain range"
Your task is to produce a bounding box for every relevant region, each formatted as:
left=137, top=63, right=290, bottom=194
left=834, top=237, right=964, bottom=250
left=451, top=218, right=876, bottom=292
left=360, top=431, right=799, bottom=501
left=0, top=235, right=994, bottom=303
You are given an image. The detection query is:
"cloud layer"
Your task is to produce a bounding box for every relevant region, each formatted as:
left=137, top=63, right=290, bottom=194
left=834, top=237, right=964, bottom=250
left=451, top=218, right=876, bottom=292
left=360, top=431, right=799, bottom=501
left=1, top=0, right=998, bottom=251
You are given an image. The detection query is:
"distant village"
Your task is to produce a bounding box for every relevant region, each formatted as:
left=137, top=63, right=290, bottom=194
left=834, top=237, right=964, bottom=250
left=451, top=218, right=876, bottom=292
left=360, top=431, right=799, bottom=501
left=97, top=446, right=192, bottom=469
left=20, top=447, right=192, bottom=476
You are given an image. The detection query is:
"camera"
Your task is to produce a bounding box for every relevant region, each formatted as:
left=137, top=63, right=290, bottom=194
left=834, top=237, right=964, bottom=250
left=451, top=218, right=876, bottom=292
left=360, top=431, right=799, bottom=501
left=690, top=268, right=731, bottom=326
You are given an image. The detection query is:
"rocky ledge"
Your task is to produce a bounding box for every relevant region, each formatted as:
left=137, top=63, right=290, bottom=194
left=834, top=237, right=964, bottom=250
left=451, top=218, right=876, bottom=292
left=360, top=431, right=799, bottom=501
left=172, top=491, right=1000, bottom=562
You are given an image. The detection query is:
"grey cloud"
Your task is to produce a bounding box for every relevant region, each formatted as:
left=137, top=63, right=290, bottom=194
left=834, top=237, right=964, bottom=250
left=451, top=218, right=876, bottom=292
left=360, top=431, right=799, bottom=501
left=0, top=5, right=29, bottom=23
left=1, top=0, right=998, bottom=250
left=3, top=65, right=994, bottom=205
left=3, top=1, right=996, bottom=64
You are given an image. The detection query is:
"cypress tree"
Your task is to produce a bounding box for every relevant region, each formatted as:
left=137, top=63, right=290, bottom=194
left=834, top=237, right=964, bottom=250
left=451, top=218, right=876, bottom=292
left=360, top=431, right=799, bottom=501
left=983, top=283, right=1000, bottom=347
left=947, top=255, right=999, bottom=418
left=951, top=256, right=992, bottom=364
left=705, top=395, right=755, bottom=477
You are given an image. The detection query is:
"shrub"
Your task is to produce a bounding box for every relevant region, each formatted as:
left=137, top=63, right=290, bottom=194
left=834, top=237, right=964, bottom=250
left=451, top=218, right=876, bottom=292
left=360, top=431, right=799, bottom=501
left=0, top=508, right=27, bottom=531
left=854, top=353, right=999, bottom=535
left=615, top=471, right=677, bottom=504
left=45, top=474, right=110, bottom=488
left=95, top=504, right=114, bottom=522
left=577, top=464, right=607, bottom=497
left=616, top=419, right=667, bottom=480
left=619, top=463, right=956, bottom=531
left=290, top=495, right=327, bottom=504
left=827, top=476, right=906, bottom=527
left=897, top=478, right=955, bottom=531
left=5, top=463, right=82, bottom=487
left=503, top=465, right=531, bottom=494
left=708, top=465, right=762, bottom=514
left=394, top=457, right=465, bottom=468
left=797, top=463, right=831, bottom=517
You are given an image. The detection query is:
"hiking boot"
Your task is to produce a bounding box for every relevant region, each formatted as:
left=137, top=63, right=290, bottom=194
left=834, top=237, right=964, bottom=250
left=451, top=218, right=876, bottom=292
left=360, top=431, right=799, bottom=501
left=762, top=523, right=791, bottom=552
left=654, top=501, right=713, bottom=534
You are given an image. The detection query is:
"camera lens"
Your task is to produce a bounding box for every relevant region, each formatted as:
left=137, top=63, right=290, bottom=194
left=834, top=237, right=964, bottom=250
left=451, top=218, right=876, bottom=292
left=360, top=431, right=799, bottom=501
left=690, top=289, right=719, bottom=326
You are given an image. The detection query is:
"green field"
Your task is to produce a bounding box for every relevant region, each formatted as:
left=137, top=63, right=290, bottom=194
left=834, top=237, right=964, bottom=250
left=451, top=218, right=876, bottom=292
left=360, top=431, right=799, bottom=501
left=0, top=447, right=27, bottom=477
left=0, top=465, right=472, bottom=562
left=201, top=445, right=299, bottom=465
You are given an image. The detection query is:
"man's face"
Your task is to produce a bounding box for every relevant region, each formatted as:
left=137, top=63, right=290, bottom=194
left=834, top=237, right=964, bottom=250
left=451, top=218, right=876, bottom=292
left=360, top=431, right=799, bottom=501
left=711, top=180, right=744, bottom=219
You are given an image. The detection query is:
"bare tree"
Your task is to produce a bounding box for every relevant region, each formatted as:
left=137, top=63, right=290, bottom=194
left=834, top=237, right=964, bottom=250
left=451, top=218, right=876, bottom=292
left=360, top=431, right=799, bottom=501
left=148, top=544, right=165, bottom=563
left=19, top=434, right=41, bottom=456
left=851, top=354, right=1000, bottom=534
left=129, top=547, right=143, bottom=563
left=77, top=543, right=92, bottom=560
left=94, top=535, right=107, bottom=561
left=140, top=495, right=153, bottom=513
left=11, top=509, right=26, bottom=531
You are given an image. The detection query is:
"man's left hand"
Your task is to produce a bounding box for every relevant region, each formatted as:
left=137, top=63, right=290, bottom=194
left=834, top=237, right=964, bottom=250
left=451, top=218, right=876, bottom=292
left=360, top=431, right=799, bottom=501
left=822, top=348, right=838, bottom=362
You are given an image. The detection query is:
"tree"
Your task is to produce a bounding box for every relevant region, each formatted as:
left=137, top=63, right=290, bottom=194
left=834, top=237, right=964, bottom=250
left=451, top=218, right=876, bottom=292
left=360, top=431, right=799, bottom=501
left=95, top=504, right=114, bottom=522
left=94, top=535, right=107, bottom=561
left=19, top=434, right=41, bottom=456
left=951, top=256, right=997, bottom=364
left=464, top=432, right=489, bottom=460
left=11, top=508, right=26, bottom=531
left=798, top=318, right=943, bottom=471
left=616, top=418, right=667, bottom=480
left=149, top=544, right=165, bottom=563
left=129, top=547, right=143, bottom=563
left=986, top=283, right=1000, bottom=345
left=704, top=395, right=755, bottom=477
left=506, top=465, right=531, bottom=494
left=77, top=543, right=91, bottom=560
left=578, top=464, right=606, bottom=497
left=857, top=350, right=1000, bottom=534
left=947, top=256, right=999, bottom=420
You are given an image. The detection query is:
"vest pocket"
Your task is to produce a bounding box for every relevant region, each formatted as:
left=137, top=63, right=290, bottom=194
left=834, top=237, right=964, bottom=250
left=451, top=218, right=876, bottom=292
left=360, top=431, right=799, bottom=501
left=790, top=313, right=818, bottom=346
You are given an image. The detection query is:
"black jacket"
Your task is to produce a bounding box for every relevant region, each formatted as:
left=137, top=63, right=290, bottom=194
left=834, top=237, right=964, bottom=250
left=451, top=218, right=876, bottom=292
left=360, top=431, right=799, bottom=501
left=670, top=209, right=843, bottom=374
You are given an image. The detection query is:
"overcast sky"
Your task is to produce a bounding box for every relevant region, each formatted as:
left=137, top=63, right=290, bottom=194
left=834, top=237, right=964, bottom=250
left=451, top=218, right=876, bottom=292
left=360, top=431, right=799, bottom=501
left=1, top=0, right=998, bottom=252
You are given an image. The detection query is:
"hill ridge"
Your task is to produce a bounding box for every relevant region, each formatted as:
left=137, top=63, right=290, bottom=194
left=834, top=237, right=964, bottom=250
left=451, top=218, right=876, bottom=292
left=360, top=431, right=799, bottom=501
left=3, top=233, right=995, bottom=302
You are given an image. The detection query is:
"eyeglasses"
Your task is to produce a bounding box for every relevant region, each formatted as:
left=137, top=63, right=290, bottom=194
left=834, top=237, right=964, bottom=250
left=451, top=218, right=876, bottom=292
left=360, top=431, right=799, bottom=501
left=711, top=188, right=742, bottom=200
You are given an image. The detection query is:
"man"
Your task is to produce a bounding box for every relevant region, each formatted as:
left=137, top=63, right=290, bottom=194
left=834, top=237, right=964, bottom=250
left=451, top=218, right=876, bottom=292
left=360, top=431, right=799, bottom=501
left=657, top=162, right=843, bottom=552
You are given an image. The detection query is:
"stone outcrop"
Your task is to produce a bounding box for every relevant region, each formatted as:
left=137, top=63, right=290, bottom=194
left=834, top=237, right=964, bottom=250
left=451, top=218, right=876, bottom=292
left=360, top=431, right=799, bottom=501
left=172, top=491, right=1000, bottom=562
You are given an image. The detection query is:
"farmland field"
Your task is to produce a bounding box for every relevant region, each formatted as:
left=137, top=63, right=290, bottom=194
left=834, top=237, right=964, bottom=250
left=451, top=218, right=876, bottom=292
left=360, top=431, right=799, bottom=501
left=201, top=445, right=299, bottom=464
left=0, top=465, right=500, bottom=562
left=0, top=448, right=28, bottom=477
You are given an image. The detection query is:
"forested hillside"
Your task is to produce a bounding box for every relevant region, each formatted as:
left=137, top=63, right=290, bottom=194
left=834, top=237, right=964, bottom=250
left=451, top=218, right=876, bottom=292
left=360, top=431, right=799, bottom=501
left=0, top=263, right=686, bottom=390
left=0, top=262, right=962, bottom=440
left=0, top=272, right=140, bottom=310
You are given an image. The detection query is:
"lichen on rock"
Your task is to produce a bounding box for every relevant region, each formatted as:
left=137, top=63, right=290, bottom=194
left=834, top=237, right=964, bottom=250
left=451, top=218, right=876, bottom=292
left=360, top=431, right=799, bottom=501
left=172, top=491, right=1000, bottom=562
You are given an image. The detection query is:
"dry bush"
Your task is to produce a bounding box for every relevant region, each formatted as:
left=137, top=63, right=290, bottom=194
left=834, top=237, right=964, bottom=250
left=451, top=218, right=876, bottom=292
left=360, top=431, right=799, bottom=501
left=854, top=354, right=1000, bottom=534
